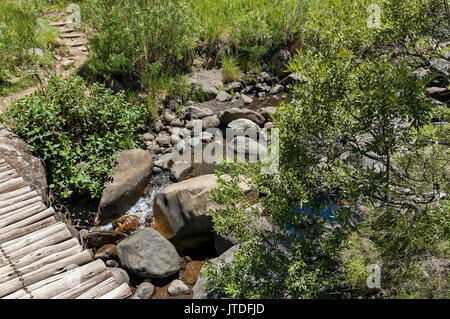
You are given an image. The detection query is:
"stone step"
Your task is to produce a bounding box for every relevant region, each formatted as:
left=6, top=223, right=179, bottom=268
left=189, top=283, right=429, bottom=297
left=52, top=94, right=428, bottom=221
left=50, top=21, right=67, bottom=27
left=63, top=39, right=87, bottom=47
left=60, top=32, right=84, bottom=39
left=59, top=27, right=75, bottom=33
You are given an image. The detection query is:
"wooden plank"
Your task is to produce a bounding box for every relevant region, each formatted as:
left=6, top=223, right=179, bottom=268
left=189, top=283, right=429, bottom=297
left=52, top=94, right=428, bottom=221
left=0, top=203, right=46, bottom=228
left=0, top=190, right=38, bottom=209
left=0, top=245, right=82, bottom=283
left=0, top=207, right=54, bottom=233
left=0, top=181, right=29, bottom=194
left=0, top=186, right=32, bottom=201
left=6, top=226, right=72, bottom=262
left=0, top=249, right=93, bottom=298
left=0, top=238, right=79, bottom=271
left=51, top=270, right=114, bottom=299
left=98, top=283, right=132, bottom=299
left=4, top=261, right=82, bottom=299
left=1, top=222, right=67, bottom=252
left=26, top=259, right=107, bottom=299
left=0, top=216, right=57, bottom=244
left=0, top=169, right=17, bottom=181
left=76, top=277, right=119, bottom=299
left=0, top=177, right=24, bottom=190
left=0, top=196, right=42, bottom=215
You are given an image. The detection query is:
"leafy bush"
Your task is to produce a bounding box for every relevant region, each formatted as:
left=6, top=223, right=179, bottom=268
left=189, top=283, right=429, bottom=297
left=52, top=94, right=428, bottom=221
left=6, top=76, right=149, bottom=200
left=205, top=0, right=449, bottom=299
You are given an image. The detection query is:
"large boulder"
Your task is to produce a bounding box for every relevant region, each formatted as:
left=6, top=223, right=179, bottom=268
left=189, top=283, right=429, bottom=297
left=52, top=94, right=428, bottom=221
left=0, top=129, right=48, bottom=202
left=192, top=245, right=238, bottom=299
left=218, top=108, right=265, bottom=126
left=187, top=69, right=223, bottom=97
left=153, top=174, right=220, bottom=251
left=95, top=149, right=152, bottom=225
left=117, top=228, right=180, bottom=278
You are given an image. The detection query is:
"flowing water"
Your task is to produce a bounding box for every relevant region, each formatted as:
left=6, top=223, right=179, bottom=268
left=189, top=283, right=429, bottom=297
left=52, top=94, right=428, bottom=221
left=95, top=171, right=174, bottom=231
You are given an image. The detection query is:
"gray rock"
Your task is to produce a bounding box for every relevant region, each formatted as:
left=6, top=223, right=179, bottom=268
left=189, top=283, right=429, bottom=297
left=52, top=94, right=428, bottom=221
left=170, top=161, right=193, bottom=182
left=95, top=149, right=152, bottom=224
left=219, top=108, right=265, bottom=126
left=241, top=94, right=254, bottom=105
left=241, top=85, right=256, bottom=94
left=155, top=133, right=171, bottom=147
left=255, top=83, right=270, bottom=92
left=228, top=136, right=267, bottom=158
left=202, top=115, right=220, bottom=130
left=187, top=69, right=223, bottom=97
left=170, top=118, right=184, bottom=127
left=258, top=72, right=271, bottom=82
left=168, top=279, right=189, bottom=296
left=227, top=119, right=260, bottom=136
left=85, top=231, right=126, bottom=248
left=162, top=109, right=176, bottom=125
left=142, top=133, right=155, bottom=142
left=106, top=260, right=119, bottom=267
left=145, top=141, right=160, bottom=154
left=133, top=282, right=155, bottom=299
left=193, top=245, right=238, bottom=299
left=284, top=72, right=307, bottom=85
left=201, top=132, right=215, bottom=143
left=187, top=106, right=214, bottom=119
left=259, top=107, right=277, bottom=121
left=426, top=87, right=449, bottom=100
left=153, top=175, right=220, bottom=251
left=117, top=228, right=180, bottom=278
left=225, top=81, right=243, bottom=92
left=154, top=153, right=173, bottom=169
left=216, top=91, right=232, bottom=102
left=269, top=84, right=284, bottom=95
left=0, top=129, right=48, bottom=203
left=107, top=267, right=130, bottom=285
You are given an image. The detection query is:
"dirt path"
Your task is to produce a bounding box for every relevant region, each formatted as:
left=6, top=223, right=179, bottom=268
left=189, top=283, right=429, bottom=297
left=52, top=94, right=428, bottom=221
left=0, top=17, right=89, bottom=115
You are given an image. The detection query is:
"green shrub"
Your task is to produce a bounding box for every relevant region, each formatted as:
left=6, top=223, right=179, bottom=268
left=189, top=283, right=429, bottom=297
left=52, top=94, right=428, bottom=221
left=6, top=75, right=149, bottom=200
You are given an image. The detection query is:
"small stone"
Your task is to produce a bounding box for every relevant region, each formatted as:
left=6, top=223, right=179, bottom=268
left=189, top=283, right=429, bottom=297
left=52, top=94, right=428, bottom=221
left=168, top=279, right=189, bottom=296
left=170, top=161, right=193, bottom=182
left=224, top=81, right=243, bottom=92
left=155, top=134, right=171, bottom=147
left=202, top=115, right=220, bottom=130
left=216, top=91, right=232, bottom=102
left=108, top=267, right=130, bottom=285
left=255, top=83, right=270, bottom=92
left=264, top=122, right=273, bottom=130
left=269, top=84, right=283, bottom=95
left=106, top=260, right=119, bottom=267
left=241, top=85, right=255, bottom=94
left=241, top=94, right=253, bottom=105
left=162, top=109, right=176, bottom=125
left=201, top=132, right=214, bottom=143
left=133, top=282, right=155, bottom=299
left=153, top=166, right=162, bottom=174
left=142, top=133, right=155, bottom=142
left=94, top=244, right=118, bottom=260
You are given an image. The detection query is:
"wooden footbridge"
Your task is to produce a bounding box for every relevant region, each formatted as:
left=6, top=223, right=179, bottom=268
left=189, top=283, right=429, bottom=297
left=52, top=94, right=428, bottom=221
left=0, top=158, right=132, bottom=299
